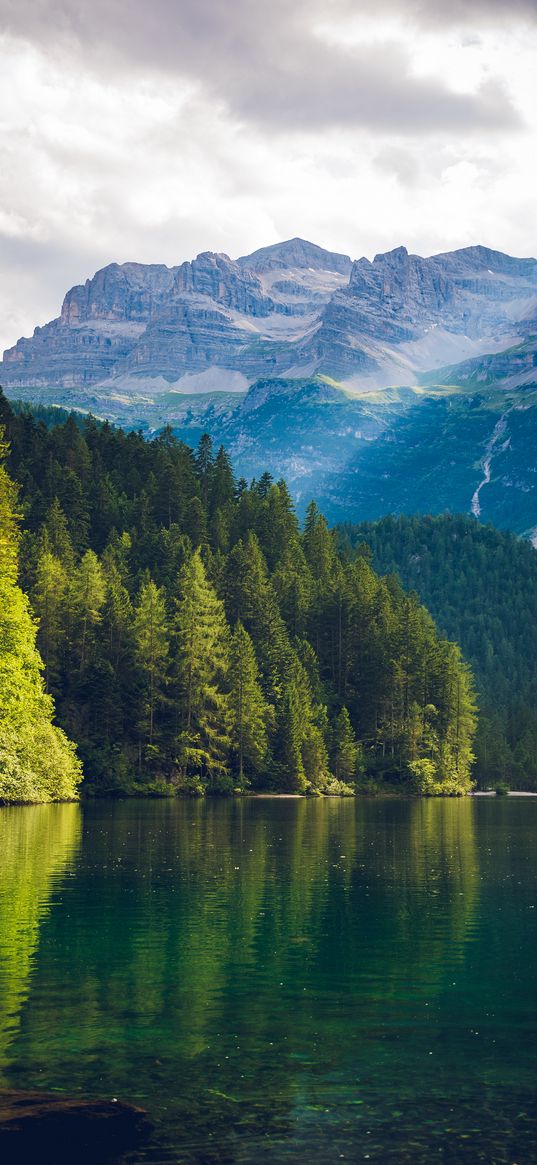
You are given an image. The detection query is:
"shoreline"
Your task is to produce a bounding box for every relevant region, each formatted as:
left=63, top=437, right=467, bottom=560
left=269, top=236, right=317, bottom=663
left=4, top=789, right=537, bottom=809
left=471, top=790, right=537, bottom=797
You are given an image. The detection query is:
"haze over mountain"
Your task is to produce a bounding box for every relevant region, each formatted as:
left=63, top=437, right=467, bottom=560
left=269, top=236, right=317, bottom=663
left=2, top=237, right=537, bottom=536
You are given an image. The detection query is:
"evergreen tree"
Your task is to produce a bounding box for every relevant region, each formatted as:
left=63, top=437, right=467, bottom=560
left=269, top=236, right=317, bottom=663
left=41, top=498, right=75, bottom=567
left=195, top=433, right=214, bottom=506
left=228, top=622, right=269, bottom=788
left=133, top=579, right=170, bottom=757
left=32, top=548, right=68, bottom=689
left=69, top=550, right=106, bottom=672
left=273, top=685, right=307, bottom=793
left=174, top=550, right=231, bottom=789
left=332, top=707, right=363, bottom=783
left=102, top=561, right=133, bottom=672
left=209, top=446, right=235, bottom=515
left=184, top=496, right=208, bottom=548
left=303, top=501, right=336, bottom=584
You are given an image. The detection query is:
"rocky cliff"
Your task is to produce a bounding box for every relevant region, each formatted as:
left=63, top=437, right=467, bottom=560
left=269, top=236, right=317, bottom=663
left=4, top=238, right=536, bottom=397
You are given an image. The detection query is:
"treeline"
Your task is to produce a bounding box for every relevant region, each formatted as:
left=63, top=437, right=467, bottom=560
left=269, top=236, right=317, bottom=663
left=338, top=513, right=537, bottom=789
left=0, top=392, right=476, bottom=798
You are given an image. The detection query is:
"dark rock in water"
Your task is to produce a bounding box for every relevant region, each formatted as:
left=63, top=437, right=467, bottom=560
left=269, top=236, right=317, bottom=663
left=0, top=1088, right=152, bottom=1163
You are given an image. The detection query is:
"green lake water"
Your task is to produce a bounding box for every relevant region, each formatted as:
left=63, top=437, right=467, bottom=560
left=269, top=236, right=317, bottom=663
left=1, top=797, right=537, bottom=1163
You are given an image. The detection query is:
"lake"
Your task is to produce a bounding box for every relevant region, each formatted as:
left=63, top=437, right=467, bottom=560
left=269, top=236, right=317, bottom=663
left=1, top=796, right=537, bottom=1163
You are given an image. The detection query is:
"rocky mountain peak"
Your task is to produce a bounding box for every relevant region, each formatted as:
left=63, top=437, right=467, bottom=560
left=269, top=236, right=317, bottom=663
left=433, top=244, right=537, bottom=280
left=347, top=245, right=450, bottom=318
left=171, top=250, right=273, bottom=317
left=60, top=262, right=179, bottom=325
left=238, top=237, right=352, bottom=276
left=373, top=245, right=410, bottom=265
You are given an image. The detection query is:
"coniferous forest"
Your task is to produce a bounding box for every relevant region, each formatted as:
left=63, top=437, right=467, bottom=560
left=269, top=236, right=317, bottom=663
left=339, top=514, right=537, bottom=789
left=0, top=392, right=476, bottom=802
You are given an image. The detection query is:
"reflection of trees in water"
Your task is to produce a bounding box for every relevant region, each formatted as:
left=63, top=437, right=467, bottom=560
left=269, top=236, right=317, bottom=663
left=352, top=797, right=480, bottom=998
left=0, top=805, right=82, bottom=1074
left=4, top=798, right=482, bottom=1164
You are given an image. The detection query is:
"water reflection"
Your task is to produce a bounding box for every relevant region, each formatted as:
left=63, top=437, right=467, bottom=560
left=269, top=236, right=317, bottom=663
left=1, top=798, right=536, bottom=1163
left=0, top=804, right=81, bottom=1074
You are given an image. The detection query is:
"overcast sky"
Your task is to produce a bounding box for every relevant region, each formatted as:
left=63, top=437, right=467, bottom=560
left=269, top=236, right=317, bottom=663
left=1, top=0, right=537, bottom=352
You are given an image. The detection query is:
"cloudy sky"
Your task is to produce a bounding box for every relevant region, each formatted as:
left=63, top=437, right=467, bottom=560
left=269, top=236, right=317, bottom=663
left=1, top=0, right=537, bottom=352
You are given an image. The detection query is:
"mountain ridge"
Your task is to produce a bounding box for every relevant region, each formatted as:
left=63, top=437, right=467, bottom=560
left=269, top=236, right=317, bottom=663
left=2, top=237, right=537, bottom=537
left=4, top=237, right=537, bottom=395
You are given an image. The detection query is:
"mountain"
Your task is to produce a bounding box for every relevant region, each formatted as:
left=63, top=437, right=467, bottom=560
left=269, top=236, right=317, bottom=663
left=2, top=238, right=537, bottom=534
left=1, top=239, right=353, bottom=394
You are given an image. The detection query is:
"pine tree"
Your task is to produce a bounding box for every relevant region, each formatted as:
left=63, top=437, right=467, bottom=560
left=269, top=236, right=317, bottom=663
left=273, top=685, right=307, bottom=793
left=184, top=496, right=208, bottom=547
left=133, top=579, right=170, bottom=755
left=102, top=561, right=133, bottom=672
left=228, top=622, right=269, bottom=788
left=195, top=433, right=214, bottom=506
left=174, top=549, right=231, bottom=789
left=303, top=501, right=336, bottom=584
left=257, top=481, right=300, bottom=570
left=272, top=542, right=313, bottom=636
left=332, top=706, right=363, bottom=783
left=209, top=446, right=235, bottom=515
left=69, top=550, right=106, bottom=672
left=42, top=498, right=75, bottom=567
left=224, top=533, right=293, bottom=702
left=32, top=548, right=68, bottom=689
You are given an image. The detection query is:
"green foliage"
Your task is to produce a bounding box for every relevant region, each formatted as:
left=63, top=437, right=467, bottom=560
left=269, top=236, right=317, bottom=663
left=174, top=549, right=232, bottom=791
left=340, top=512, right=537, bottom=789
left=0, top=394, right=477, bottom=797
left=228, top=622, right=269, bottom=789
left=133, top=579, right=170, bottom=754
left=332, top=707, right=364, bottom=784
left=0, top=430, right=82, bottom=803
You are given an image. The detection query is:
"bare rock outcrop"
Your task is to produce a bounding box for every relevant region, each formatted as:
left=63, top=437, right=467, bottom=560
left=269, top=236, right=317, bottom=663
left=2, top=238, right=537, bottom=394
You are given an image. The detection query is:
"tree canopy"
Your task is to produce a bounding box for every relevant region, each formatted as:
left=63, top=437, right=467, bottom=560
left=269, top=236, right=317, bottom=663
left=0, top=392, right=476, bottom=798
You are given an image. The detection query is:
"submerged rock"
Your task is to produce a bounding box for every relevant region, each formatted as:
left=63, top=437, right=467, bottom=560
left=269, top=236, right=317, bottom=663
left=0, top=1088, right=152, bottom=1163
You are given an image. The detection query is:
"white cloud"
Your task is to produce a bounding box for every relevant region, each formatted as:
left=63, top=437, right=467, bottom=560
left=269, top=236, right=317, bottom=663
left=0, top=3, right=536, bottom=354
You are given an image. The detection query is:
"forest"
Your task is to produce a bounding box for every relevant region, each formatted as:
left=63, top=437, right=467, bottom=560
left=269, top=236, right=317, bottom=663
left=0, top=392, right=476, bottom=802
left=339, top=513, right=537, bottom=789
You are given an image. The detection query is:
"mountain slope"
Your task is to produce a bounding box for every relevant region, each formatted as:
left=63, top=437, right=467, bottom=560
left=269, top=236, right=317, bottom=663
left=339, top=513, right=537, bottom=788
left=2, top=238, right=537, bottom=535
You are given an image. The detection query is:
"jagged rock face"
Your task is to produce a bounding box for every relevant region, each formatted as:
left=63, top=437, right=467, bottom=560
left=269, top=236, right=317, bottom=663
left=2, top=238, right=537, bottom=394
left=348, top=247, right=453, bottom=331
left=61, top=262, right=179, bottom=324
left=308, top=245, right=537, bottom=381
left=2, top=262, right=180, bottom=389
left=172, top=252, right=273, bottom=316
